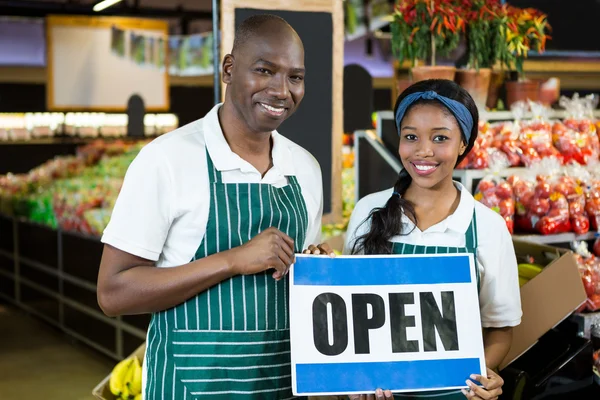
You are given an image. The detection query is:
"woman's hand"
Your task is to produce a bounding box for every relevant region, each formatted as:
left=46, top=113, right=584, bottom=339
left=302, top=243, right=335, bottom=256
left=349, top=389, right=394, bottom=400
left=461, top=368, right=503, bottom=400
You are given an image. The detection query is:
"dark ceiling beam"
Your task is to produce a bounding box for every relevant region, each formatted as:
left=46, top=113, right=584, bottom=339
left=0, top=0, right=211, bottom=19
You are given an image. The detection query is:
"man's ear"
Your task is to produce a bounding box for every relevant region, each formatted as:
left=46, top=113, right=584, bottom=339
left=222, top=54, right=234, bottom=84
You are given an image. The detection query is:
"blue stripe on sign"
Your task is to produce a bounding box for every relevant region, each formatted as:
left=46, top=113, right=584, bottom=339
left=296, top=358, right=480, bottom=393
left=293, top=255, right=472, bottom=286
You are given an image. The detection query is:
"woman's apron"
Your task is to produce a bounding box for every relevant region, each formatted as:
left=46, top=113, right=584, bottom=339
left=144, top=150, right=308, bottom=399
left=392, top=210, right=480, bottom=400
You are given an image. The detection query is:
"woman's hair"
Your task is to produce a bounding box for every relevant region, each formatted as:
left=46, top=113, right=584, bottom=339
left=352, top=79, right=479, bottom=255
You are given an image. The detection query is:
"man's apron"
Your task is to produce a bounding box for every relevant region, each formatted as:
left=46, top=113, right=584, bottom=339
left=144, top=150, right=308, bottom=399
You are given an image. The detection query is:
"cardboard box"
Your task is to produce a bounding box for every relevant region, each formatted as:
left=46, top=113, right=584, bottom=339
left=499, top=240, right=587, bottom=370
left=92, top=344, right=145, bottom=400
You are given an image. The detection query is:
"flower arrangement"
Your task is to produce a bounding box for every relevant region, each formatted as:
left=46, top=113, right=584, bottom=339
left=503, top=6, right=551, bottom=77
left=391, top=0, right=466, bottom=67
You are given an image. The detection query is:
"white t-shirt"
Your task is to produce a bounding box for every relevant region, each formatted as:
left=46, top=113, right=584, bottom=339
left=344, top=182, right=522, bottom=328
left=101, top=104, right=323, bottom=267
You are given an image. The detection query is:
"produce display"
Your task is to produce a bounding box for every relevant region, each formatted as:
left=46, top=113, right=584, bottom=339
left=517, top=261, right=543, bottom=287
left=516, top=241, right=600, bottom=313
left=0, top=140, right=147, bottom=236
left=458, top=98, right=599, bottom=170
left=474, top=160, right=600, bottom=237
left=0, top=112, right=178, bottom=141
left=109, top=354, right=143, bottom=400
left=572, top=242, right=600, bottom=312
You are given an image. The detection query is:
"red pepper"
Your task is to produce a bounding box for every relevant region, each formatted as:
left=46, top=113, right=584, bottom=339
left=430, top=16, right=439, bottom=31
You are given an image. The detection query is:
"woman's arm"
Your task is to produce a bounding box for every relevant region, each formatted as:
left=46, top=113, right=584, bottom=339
left=483, top=326, right=513, bottom=370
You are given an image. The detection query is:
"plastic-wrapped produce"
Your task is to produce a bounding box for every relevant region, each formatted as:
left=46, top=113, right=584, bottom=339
left=473, top=155, right=515, bottom=233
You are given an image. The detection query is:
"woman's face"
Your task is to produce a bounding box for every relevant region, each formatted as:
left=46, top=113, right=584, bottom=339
left=398, top=102, right=467, bottom=191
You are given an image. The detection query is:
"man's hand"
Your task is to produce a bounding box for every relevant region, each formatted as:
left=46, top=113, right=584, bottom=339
left=349, top=389, right=394, bottom=400
left=227, top=227, right=295, bottom=280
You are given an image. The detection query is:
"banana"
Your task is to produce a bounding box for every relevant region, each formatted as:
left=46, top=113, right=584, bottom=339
left=128, top=357, right=143, bottom=396
left=121, top=357, right=137, bottom=399
left=109, top=357, right=135, bottom=397
left=518, top=263, right=543, bottom=280
left=519, top=276, right=529, bottom=287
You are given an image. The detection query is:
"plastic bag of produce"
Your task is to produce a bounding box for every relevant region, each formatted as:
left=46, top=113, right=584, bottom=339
left=553, top=94, right=599, bottom=165
left=522, top=102, right=564, bottom=163
left=514, top=160, right=572, bottom=235
left=473, top=155, right=515, bottom=233
left=571, top=241, right=600, bottom=311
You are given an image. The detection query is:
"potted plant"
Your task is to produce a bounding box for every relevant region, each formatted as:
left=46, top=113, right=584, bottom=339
left=503, top=6, right=551, bottom=107
left=455, top=0, right=500, bottom=107
left=391, top=0, right=465, bottom=82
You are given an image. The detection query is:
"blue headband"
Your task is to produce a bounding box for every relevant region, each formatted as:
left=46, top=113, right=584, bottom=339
left=395, top=91, right=474, bottom=142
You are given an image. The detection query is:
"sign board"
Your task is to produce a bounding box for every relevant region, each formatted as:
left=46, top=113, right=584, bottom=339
left=290, top=254, right=486, bottom=396
left=46, top=16, right=169, bottom=112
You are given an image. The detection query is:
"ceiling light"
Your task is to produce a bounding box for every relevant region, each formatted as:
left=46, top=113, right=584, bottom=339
left=93, top=0, right=124, bottom=12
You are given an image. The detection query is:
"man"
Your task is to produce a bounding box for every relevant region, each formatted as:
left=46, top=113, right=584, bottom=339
left=97, top=14, right=323, bottom=399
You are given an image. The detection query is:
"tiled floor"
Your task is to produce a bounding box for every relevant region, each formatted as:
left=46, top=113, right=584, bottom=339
left=0, top=303, right=114, bottom=400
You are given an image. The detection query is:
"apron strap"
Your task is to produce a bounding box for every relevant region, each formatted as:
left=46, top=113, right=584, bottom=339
left=464, top=208, right=480, bottom=291
left=464, top=209, right=478, bottom=251
left=205, top=148, right=223, bottom=184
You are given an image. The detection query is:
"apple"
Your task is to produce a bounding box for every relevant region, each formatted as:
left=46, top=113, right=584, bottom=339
left=506, top=175, right=520, bottom=187
left=529, top=198, right=550, bottom=216
left=481, top=193, right=501, bottom=209
left=571, top=215, right=590, bottom=234
left=470, top=149, right=489, bottom=169
left=504, top=216, right=514, bottom=234
left=547, top=207, right=570, bottom=219
left=499, top=198, right=515, bottom=216
left=477, top=180, right=496, bottom=194
left=582, top=270, right=596, bottom=297
left=517, top=192, right=535, bottom=212
left=495, top=182, right=513, bottom=199
left=535, top=182, right=552, bottom=198
left=456, top=157, right=469, bottom=169
left=549, top=193, right=569, bottom=210
left=593, top=239, right=600, bottom=257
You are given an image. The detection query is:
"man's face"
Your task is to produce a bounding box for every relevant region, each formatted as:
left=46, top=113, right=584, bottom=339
left=223, top=30, right=305, bottom=133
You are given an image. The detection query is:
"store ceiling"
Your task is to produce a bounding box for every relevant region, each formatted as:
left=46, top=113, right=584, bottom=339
left=0, top=0, right=213, bottom=19
left=20, top=0, right=211, bottom=11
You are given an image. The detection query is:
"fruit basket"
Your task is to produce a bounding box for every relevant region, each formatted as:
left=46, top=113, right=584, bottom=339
left=93, top=344, right=145, bottom=400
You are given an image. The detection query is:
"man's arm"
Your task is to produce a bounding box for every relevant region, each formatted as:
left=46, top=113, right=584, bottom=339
left=97, top=245, right=234, bottom=317
left=97, top=227, right=295, bottom=317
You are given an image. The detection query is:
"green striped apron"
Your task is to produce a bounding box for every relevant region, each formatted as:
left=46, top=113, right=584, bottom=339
left=392, top=210, right=480, bottom=400
left=144, top=149, right=309, bottom=399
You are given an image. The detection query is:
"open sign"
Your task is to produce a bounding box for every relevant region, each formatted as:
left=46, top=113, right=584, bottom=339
left=290, top=254, right=486, bottom=396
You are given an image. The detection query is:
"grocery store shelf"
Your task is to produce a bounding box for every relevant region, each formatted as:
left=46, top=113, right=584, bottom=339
left=453, top=168, right=529, bottom=193
left=481, top=109, right=600, bottom=121
left=0, top=215, right=146, bottom=360
left=0, top=136, right=141, bottom=146
left=570, top=310, right=600, bottom=339
left=20, top=255, right=98, bottom=292
left=0, top=291, right=120, bottom=361
left=0, top=248, right=12, bottom=259
left=513, top=232, right=596, bottom=245
left=377, top=109, right=600, bottom=125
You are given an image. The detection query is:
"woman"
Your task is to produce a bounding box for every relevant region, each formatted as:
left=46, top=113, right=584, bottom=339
left=306, top=79, right=521, bottom=400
